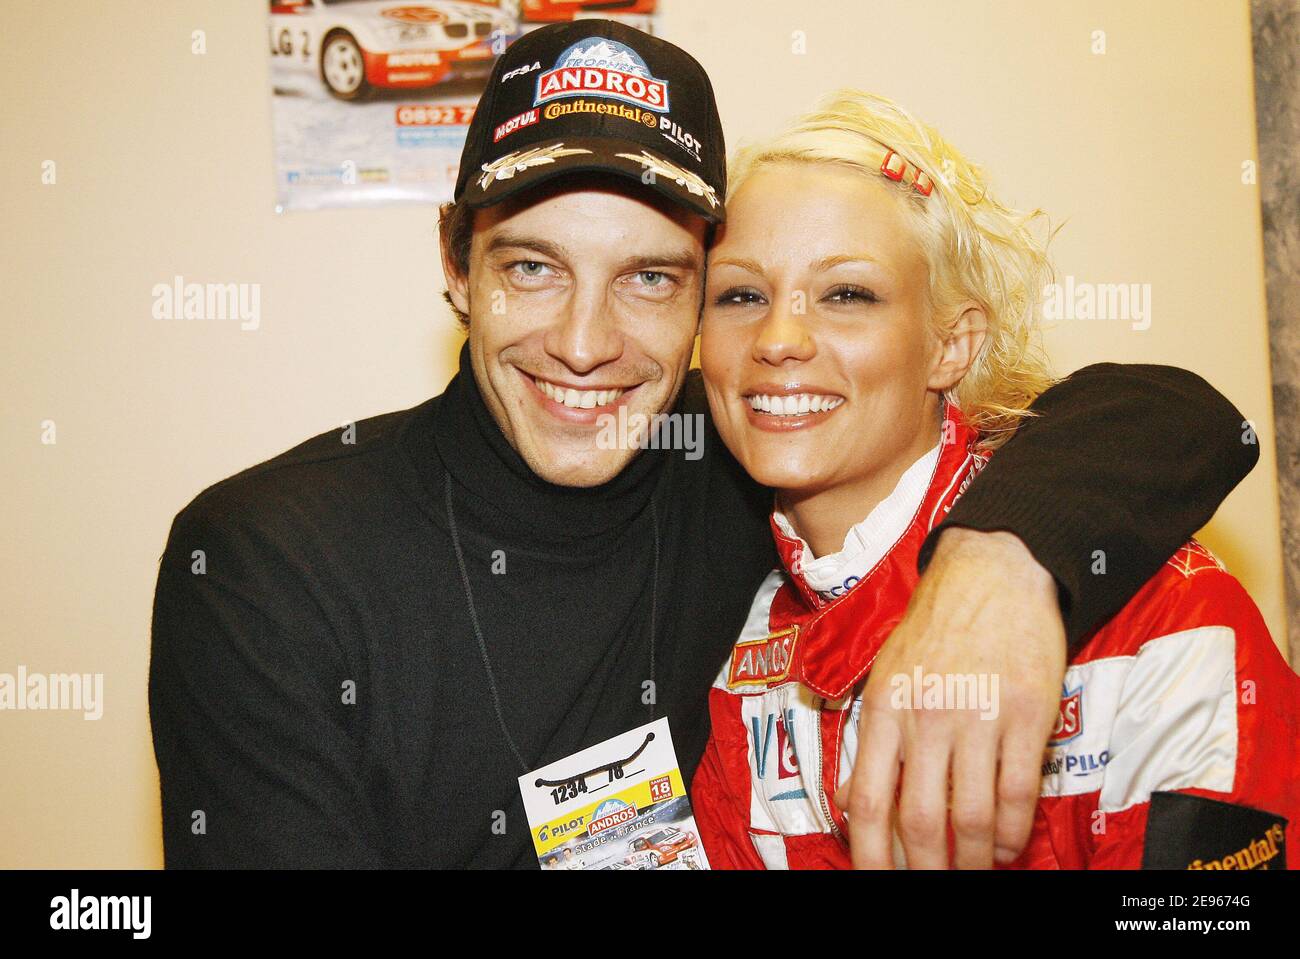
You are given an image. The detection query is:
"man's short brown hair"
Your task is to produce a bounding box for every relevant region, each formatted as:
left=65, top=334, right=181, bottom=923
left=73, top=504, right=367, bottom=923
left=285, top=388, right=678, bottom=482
left=438, top=201, right=474, bottom=330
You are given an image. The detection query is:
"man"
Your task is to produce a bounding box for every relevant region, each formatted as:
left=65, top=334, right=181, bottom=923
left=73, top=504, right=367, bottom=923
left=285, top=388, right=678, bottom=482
left=560, top=848, right=585, bottom=870
left=149, top=20, right=1257, bottom=868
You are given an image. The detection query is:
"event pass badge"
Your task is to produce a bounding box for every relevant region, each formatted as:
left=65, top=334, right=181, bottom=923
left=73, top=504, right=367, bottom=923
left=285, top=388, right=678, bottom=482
left=518, top=717, right=711, bottom=870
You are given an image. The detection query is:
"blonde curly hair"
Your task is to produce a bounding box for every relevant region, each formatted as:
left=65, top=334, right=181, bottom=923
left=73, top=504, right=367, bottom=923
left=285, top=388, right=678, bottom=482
left=728, top=89, right=1057, bottom=448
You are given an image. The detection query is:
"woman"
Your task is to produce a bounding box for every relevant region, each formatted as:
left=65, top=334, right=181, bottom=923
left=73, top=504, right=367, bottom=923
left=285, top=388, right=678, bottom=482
left=690, top=90, right=1300, bottom=869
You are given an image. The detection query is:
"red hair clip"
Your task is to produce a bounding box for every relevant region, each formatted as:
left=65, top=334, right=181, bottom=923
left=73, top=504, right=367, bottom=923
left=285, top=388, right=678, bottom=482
left=881, top=150, right=933, bottom=197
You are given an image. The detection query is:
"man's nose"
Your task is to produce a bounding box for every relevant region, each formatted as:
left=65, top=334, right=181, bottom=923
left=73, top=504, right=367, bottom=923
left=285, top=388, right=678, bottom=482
left=753, top=289, right=816, bottom=366
left=543, top=283, right=625, bottom=375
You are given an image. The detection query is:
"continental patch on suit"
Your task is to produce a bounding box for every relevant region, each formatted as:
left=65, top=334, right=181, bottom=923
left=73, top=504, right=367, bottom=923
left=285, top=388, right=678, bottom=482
left=728, top=626, right=798, bottom=689
left=1142, top=792, right=1288, bottom=870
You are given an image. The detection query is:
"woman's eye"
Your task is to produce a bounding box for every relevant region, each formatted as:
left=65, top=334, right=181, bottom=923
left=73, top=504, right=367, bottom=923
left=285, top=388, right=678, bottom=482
left=824, top=284, right=879, bottom=305
left=712, top=287, right=764, bottom=306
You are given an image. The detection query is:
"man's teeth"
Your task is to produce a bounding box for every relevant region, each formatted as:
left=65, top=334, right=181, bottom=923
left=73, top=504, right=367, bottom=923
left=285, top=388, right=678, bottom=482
left=535, top=376, right=625, bottom=410
left=748, top=393, right=844, bottom=415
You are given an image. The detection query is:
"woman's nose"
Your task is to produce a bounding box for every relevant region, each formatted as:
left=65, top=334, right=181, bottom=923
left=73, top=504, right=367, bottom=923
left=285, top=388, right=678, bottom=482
left=752, top=291, right=816, bottom=366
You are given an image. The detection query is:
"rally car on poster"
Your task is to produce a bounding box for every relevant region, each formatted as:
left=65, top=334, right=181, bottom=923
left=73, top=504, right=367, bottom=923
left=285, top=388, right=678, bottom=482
left=269, top=0, right=518, bottom=101
left=518, top=0, right=656, bottom=23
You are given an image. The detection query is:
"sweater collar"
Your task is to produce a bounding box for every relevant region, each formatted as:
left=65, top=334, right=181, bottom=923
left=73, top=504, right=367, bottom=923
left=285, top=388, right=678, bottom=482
left=425, top=341, right=667, bottom=542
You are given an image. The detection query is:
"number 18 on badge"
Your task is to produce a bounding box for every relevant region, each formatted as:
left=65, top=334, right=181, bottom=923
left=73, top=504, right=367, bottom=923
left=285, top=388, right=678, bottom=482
left=518, top=717, right=711, bottom=870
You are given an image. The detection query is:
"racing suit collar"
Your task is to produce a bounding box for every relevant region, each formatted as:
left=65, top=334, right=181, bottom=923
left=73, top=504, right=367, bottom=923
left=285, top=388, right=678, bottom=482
left=770, top=406, right=988, bottom=699
left=772, top=441, right=942, bottom=609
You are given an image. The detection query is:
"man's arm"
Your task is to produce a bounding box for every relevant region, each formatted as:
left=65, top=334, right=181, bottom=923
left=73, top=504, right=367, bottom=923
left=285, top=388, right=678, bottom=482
left=149, top=504, right=383, bottom=868
left=841, top=364, right=1257, bottom=869
left=921, top=363, right=1259, bottom=644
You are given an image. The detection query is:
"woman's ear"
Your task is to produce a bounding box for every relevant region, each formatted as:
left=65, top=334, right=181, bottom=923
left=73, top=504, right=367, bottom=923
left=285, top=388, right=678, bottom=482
left=929, top=303, right=987, bottom=392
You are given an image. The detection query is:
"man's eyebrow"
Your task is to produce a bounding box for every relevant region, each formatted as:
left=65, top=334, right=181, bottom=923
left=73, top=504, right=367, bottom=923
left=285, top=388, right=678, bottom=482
left=613, top=250, right=703, bottom=273
left=484, top=233, right=569, bottom=262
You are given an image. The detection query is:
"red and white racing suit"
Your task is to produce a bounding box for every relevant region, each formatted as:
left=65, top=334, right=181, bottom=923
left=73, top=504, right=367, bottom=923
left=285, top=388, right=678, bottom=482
left=692, top=409, right=1300, bottom=869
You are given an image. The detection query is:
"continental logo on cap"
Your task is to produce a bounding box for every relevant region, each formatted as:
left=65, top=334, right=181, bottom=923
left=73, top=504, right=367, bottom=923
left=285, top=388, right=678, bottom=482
left=728, top=626, right=798, bottom=689
left=1187, top=823, right=1286, bottom=871
left=535, top=39, right=668, bottom=113
left=542, top=99, right=658, bottom=128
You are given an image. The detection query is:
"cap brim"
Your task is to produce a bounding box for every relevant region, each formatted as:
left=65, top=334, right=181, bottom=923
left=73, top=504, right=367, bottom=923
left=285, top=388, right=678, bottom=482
left=460, top=136, right=723, bottom=224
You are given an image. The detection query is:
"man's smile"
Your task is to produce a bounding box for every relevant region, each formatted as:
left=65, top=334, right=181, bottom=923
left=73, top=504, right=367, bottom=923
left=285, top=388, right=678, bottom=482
left=518, top=367, right=642, bottom=425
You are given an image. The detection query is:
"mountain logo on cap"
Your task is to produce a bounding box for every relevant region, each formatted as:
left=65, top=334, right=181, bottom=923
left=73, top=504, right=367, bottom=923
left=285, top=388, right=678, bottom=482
left=535, top=39, right=668, bottom=113
left=557, top=40, right=649, bottom=77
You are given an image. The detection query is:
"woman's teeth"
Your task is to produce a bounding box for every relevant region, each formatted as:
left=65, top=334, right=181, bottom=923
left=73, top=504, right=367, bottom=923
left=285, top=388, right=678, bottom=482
left=535, top=376, right=625, bottom=410
left=748, top=393, right=844, bottom=416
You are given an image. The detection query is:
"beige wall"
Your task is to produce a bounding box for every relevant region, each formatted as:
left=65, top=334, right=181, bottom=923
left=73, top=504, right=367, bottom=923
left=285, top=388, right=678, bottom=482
left=0, top=0, right=1283, bottom=867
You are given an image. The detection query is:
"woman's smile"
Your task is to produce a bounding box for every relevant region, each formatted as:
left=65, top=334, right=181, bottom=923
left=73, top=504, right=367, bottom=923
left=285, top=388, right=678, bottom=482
left=740, top=383, right=847, bottom=431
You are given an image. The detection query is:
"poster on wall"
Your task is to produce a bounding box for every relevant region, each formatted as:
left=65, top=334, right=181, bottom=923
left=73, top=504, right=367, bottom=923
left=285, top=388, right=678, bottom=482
left=267, top=0, right=661, bottom=212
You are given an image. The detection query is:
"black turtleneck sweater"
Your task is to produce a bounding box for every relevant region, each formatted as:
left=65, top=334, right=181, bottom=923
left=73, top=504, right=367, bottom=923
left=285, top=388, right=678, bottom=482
left=149, top=347, right=1256, bottom=868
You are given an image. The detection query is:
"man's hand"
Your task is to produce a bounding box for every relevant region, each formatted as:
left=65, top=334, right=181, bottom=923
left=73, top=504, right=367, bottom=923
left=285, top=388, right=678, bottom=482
left=835, top=528, right=1066, bottom=869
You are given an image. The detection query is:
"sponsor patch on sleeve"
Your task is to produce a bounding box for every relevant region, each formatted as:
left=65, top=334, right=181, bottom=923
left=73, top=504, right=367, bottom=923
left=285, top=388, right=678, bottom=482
left=1141, top=792, right=1288, bottom=870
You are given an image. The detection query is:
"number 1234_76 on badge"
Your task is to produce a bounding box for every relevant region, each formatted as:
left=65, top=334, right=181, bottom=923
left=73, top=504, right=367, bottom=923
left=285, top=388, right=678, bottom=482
left=518, top=717, right=711, bottom=870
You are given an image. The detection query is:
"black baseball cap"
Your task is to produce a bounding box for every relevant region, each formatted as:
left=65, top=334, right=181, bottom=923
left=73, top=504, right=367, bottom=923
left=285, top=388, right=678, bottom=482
left=454, top=20, right=726, bottom=223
